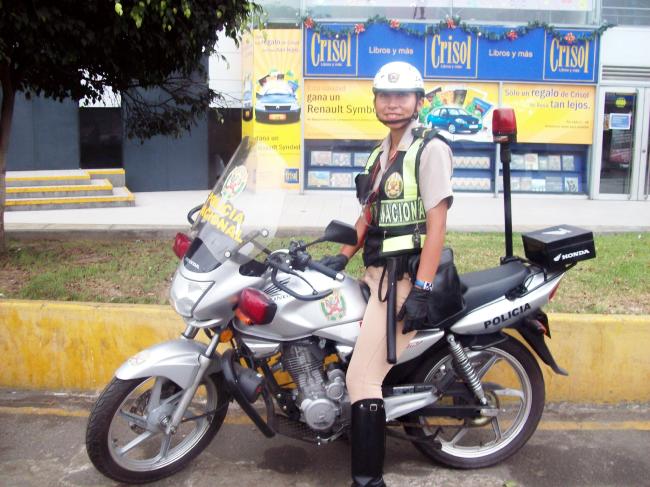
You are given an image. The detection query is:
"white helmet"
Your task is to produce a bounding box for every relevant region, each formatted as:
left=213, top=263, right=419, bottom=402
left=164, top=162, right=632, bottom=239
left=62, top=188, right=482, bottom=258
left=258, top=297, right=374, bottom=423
left=372, top=61, right=425, bottom=96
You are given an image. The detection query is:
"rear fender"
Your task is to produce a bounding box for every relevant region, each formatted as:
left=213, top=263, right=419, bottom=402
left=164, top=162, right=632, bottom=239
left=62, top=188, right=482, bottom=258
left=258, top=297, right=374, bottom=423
left=516, top=313, right=569, bottom=376
left=116, top=339, right=222, bottom=389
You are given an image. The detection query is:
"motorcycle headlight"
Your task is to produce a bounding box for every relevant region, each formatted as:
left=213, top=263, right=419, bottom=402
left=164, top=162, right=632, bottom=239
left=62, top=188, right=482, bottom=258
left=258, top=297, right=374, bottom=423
left=169, top=271, right=213, bottom=317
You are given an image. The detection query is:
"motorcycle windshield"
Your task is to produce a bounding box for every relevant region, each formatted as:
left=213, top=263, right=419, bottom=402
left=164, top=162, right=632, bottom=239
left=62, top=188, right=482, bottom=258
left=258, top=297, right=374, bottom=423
left=185, top=137, right=288, bottom=273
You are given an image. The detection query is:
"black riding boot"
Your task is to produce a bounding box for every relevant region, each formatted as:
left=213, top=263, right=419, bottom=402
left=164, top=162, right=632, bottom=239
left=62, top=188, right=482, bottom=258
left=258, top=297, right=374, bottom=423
left=350, top=398, right=387, bottom=487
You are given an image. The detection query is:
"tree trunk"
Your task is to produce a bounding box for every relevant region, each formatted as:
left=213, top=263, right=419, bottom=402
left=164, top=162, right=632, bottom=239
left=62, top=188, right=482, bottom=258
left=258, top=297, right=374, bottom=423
left=0, top=61, right=17, bottom=254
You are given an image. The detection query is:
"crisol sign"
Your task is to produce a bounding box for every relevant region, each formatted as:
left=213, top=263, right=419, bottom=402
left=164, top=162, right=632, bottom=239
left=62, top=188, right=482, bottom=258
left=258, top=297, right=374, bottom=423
left=425, top=29, right=478, bottom=79
left=543, top=30, right=597, bottom=82
left=304, top=26, right=358, bottom=77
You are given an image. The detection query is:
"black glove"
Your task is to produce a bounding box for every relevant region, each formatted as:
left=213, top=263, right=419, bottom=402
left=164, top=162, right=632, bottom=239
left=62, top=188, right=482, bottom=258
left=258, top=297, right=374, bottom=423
left=397, top=286, right=431, bottom=334
left=318, top=254, right=348, bottom=272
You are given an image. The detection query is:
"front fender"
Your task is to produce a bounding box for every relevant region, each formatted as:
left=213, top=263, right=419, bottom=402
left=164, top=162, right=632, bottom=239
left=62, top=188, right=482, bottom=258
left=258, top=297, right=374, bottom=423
left=116, top=339, right=222, bottom=389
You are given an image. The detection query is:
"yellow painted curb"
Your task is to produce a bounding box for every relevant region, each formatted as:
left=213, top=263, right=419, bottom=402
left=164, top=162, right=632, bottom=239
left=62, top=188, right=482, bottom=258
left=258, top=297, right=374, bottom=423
left=1, top=300, right=649, bottom=402
left=87, top=169, right=125, bottom=175
left=7, top=182, right=114, bottom=193
left=6, top=192, right=135, bottom=206
left=6, top=175, right=90, bottom=182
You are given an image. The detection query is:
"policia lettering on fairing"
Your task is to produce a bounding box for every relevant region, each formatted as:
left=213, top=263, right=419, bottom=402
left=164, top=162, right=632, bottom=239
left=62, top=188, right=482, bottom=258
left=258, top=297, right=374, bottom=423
left=319, top=61, right=456, bottom=487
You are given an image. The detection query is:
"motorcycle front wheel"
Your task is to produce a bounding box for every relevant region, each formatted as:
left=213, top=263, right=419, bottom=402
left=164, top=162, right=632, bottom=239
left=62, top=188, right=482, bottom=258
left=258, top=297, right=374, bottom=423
left=404, top=336, right=544, bottom=469
left=86, top=374, right=229, bottom=484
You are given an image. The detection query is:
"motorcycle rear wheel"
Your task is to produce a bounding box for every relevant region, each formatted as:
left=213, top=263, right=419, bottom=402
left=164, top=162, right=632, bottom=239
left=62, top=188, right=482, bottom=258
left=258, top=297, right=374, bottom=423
left=86, top=374, right=229, bottom=483
left=404, top=337, right=544, bottom=469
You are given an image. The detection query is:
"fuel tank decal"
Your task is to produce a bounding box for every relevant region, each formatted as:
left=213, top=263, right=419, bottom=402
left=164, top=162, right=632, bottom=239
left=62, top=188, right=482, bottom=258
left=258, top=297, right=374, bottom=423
left=263, top=278, right=291, bottom=302
left=320, top=290, right=347, bottom=322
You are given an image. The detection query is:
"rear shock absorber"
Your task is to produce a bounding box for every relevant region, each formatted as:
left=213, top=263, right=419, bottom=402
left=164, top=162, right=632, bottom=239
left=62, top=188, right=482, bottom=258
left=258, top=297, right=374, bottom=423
left=446, top=335, right=487, bottom=405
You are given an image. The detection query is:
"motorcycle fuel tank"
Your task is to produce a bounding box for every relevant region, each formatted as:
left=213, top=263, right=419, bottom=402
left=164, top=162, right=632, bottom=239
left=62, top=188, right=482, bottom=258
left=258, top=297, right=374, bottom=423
left=235, top=268, right=366, bottom=342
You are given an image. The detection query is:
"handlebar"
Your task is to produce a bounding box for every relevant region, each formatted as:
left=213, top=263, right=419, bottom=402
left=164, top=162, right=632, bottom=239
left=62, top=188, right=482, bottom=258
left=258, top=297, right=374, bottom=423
left=307, top=259, right=345, bottom=282
left=265, top=250, right=346, bottom=302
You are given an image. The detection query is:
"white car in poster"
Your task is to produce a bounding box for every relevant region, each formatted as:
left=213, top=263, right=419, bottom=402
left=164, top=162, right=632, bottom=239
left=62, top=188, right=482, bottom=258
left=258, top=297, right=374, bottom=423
left=255, top=80, right=300, bottom=124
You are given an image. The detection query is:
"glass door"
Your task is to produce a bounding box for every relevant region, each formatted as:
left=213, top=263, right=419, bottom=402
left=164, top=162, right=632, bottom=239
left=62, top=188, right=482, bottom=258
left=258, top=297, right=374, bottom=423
left=594, top=87, right=650, bottom=200
left=641, top=89, right=650, bottom=200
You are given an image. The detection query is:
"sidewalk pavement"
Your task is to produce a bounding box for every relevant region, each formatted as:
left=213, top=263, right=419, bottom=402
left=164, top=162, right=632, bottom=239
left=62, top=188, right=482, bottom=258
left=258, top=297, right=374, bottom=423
left=5, top=190, right=650, bottom=237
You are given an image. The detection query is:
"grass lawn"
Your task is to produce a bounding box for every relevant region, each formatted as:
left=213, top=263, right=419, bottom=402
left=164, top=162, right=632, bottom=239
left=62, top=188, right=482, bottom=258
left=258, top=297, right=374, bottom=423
left=0, top=233, right=648, bottom=314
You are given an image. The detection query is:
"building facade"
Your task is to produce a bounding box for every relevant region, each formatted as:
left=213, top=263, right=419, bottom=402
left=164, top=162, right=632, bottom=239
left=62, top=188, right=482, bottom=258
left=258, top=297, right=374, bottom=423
left=6, top=1, right=650, bottom=200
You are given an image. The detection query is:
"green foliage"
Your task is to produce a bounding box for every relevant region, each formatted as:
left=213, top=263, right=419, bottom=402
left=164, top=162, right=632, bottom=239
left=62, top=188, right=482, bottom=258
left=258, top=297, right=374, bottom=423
left=0, top=233, right=648, bottom=314
left=0, top=1, right=262, bottom=140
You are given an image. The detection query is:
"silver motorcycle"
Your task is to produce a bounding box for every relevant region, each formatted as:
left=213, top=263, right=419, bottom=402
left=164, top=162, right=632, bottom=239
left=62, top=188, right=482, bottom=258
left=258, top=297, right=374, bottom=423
left=85, top=136, right=594, bottom=484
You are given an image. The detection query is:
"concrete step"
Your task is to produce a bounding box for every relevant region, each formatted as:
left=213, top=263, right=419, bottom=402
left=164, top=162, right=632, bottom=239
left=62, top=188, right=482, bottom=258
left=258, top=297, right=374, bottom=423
left=5, top=187, right=135, bottom=211
left=87, top=168, right=125, bottom=187
left=6, top=179, right=114, bottom=199
left=6, top=170, right=91, bottom=187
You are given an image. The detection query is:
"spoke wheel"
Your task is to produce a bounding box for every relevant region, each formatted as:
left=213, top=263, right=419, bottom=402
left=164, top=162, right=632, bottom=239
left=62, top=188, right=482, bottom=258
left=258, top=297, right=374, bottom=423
left=404, top=337, right=544, bottom=469
left=86, top=374, right=229, bottom=483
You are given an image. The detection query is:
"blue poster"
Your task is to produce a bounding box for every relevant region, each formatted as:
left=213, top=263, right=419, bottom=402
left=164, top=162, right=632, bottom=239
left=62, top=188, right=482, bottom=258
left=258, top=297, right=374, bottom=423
left=304, top=24, right=358, bottom=77
left=357, top=23, right=426, bottom=78
left=424, top=28, right=479, bottom=79
left=477, top=27, right=545, bottom=82
left=543, top=29, right=598, bottom=83
left=303, top=23, right=600, bottom=83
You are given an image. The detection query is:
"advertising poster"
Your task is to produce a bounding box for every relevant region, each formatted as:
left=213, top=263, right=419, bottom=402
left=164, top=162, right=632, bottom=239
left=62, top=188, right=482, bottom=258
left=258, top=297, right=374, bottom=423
left=502, top=83, right=595, bottom=144
left=304, top=79, right=498, bottom=142
left=304, top=23, right=599, bottom=84
left=250, top=29, right=302, bottom=189
left=304, top=79, right=384, bottom=140
left=420, top=82, right=499, bottom=142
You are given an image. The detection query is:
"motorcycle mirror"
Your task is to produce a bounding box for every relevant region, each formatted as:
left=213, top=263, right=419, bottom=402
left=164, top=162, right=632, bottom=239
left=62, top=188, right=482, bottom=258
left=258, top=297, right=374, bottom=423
left=323, top=220, right=358, bottom=246
left=492, top=108, right=517, bottom=144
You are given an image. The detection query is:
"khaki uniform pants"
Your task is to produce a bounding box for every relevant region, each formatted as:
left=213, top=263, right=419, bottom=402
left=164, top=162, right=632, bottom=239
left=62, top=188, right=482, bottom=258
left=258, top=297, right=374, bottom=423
left=346, top=265, right=417, bottom=403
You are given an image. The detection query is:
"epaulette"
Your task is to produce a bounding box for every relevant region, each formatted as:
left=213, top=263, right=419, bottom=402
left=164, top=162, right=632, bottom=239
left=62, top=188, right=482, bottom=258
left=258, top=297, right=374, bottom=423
left=411, top=126, right=448, bottom=146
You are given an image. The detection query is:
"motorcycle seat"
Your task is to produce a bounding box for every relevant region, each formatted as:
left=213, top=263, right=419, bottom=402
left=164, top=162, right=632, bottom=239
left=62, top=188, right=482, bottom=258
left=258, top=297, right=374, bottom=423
left=460, top=261, right=530, bottom=311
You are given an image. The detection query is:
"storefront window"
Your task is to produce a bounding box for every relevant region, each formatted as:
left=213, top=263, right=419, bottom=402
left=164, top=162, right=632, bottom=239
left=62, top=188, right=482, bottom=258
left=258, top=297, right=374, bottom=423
left=602, top=0, right=650, bottom=26
left=301, top=0, right=593, bottom=24
left=599, top=92, right=636, bottom=195
left=256, top=0, right=300, bottom=24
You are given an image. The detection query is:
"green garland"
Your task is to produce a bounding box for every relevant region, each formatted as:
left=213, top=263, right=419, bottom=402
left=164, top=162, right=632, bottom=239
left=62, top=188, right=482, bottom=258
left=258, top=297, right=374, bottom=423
left=302, top=14, right=612, bottom=44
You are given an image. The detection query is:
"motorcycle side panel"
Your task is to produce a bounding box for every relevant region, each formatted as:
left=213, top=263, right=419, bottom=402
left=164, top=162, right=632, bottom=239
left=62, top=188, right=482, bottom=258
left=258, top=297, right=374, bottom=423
left=451, top=272, right=564, bottom=335
left=115, top=339, right=221, bottom=389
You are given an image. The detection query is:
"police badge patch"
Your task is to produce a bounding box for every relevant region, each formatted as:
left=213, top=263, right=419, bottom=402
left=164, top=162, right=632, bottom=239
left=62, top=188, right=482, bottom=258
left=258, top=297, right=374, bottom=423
left=221, top=165, right=248, bottom=200
left=384, top=172, right=403, bottom=199
left=320, top=290, right=346, bottom=322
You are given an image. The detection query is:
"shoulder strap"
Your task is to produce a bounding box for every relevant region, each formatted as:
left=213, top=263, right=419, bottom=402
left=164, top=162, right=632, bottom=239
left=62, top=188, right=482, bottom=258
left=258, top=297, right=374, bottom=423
left=363, top=144, right=383, bottom=175
left=411, top=126, right=449, bottom=147
left=410, top=126, right=450, bottom=196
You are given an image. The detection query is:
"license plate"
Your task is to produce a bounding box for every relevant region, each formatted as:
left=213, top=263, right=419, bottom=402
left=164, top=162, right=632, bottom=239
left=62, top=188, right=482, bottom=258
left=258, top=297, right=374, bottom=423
left=269, top=113, right=287, bottom=121
left=469, top=124, right=478, bottom=128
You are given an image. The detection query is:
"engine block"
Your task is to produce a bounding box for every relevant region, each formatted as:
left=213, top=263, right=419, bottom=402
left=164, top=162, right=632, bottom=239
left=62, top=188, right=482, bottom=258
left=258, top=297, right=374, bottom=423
left=281, top=341, right=348, bottom=431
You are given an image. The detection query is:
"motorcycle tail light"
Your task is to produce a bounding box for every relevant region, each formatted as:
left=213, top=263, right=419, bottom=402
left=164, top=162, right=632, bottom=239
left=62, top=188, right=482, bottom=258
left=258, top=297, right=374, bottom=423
left=237, top=288, right=277, bottom=325
left=173, top=232, right=192, bottom=259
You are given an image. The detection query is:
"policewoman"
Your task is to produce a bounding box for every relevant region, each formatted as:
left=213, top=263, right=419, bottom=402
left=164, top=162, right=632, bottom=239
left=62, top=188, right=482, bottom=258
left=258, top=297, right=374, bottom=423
left=320, top=61, right=454, bottom=486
